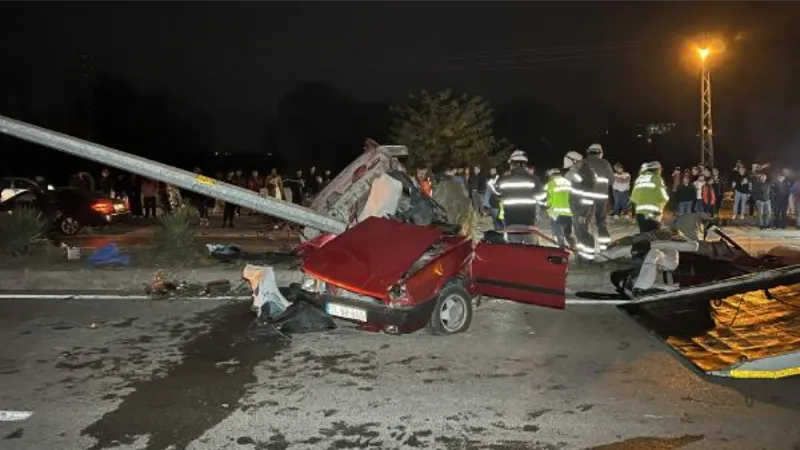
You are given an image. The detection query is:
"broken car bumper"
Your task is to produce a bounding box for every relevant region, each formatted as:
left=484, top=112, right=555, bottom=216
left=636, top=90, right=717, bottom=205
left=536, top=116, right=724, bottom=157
left=286, top=284, right=436, bottom=333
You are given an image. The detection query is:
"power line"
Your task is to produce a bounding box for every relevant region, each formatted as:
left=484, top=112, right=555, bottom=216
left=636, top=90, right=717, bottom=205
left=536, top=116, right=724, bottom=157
left=415, top=45, right=673, bottom=72
left=443, top=40, right=665, bottom=61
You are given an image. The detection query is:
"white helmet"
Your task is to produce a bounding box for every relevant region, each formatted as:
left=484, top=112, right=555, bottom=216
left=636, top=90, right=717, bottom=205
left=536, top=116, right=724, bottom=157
left=641, top=161, right=662, bottom=172
left=563, top=151, right=583, bottom=169
left=508, top=149, right=528, bottom=163
left=587, top=143, right=603, bottom=157
left=546, top=168, right=561, bottom=177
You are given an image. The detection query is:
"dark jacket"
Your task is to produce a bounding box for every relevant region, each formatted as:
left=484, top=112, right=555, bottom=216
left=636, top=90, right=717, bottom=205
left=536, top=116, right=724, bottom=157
left=772, top=178, right=792, bottom=202
left=497, top=167, right=538, bottom=226
left=731, top=173, right=751, bottom=194
left=751, top=180, right=771, bottom=202
left=675, top=184, right=697, bottom=203
left=469, top=172, right=487, bottom=193
left=583, top=155, right=615, bottom=198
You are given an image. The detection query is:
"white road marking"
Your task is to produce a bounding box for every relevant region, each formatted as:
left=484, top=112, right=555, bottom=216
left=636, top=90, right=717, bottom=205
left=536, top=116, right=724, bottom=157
left=0, top=410, right=33, bottom=421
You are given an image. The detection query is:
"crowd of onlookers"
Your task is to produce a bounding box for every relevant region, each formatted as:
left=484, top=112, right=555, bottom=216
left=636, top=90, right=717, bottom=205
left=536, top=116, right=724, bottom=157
left=610, top=160, right=799, bottom=229
left=53, top=157, right=800, bottom=232
left=410, top=160, right=800, bottom=231
left=66, top=165, right=334, bottom=228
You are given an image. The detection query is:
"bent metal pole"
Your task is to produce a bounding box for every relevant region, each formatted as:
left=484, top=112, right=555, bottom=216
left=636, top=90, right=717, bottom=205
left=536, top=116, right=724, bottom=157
left=0, top=115, right=346, bottom=234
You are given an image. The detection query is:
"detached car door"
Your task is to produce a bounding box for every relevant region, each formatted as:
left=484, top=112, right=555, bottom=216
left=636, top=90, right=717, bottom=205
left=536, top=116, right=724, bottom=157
left=471, top=242, right=569, bottom=309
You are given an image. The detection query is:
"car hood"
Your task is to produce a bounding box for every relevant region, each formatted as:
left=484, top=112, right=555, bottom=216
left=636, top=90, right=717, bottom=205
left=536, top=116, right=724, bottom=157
left=301, top=216, right=445, bottom=298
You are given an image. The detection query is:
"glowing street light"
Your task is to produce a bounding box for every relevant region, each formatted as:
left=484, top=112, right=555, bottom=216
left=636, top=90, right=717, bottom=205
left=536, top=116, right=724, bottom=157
left=697, top=47, right=710, bottom=62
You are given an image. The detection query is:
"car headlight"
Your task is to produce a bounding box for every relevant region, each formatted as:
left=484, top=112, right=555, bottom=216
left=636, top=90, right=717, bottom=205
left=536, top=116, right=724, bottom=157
left=387, top=284, right=410, bottom=308
left=300, top=274, right=325, bottom=293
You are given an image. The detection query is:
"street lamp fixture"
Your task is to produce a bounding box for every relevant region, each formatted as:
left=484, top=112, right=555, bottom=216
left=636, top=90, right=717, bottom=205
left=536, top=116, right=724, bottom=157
left=696, top=47, right=710, bottom=62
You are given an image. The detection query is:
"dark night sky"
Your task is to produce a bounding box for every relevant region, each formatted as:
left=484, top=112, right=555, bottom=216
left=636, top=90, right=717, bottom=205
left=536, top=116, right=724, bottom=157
left=2, top=2, right=800, bottom=166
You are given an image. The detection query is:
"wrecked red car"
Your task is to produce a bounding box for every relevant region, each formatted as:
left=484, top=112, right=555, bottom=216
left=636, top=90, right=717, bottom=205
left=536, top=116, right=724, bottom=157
left=288, top=216, right=569, bottom=335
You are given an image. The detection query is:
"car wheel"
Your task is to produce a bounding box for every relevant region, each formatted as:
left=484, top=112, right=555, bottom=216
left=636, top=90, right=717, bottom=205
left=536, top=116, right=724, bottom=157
left=59, top=216, right=81, bottom=235
left=426, top=284, right=473, bottom=336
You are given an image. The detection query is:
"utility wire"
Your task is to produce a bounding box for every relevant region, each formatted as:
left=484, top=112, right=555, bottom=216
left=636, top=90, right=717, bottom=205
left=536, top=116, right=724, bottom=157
left=415, top=45, right=673, bottom=72
left=443, top=40, right=667, bottom=61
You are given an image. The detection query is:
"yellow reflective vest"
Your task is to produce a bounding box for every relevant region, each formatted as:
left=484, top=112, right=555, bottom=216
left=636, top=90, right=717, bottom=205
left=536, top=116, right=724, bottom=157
left=630, top=171, right=670, bottom=218
left=536, top=175, right=572, bottom=218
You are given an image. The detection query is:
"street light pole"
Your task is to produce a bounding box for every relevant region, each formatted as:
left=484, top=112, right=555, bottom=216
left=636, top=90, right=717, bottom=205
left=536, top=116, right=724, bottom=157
left=698, top=48, right=714, bottom=167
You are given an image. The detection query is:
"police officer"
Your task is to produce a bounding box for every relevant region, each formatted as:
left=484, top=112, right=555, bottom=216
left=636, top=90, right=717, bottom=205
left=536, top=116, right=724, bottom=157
left=537, top=168, right=576, bottom=248
left=583, top=143, right=615, bottom=250
left=497, top=150, right=539, bottom=244
left=562, top=151, right=596, bottom=260
left=630, top=161, right=670, bottom=233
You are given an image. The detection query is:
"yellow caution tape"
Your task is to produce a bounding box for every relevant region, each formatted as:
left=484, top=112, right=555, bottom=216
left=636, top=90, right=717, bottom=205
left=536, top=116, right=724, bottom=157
left=727, top=366, right=800, bottom=379
left=195, top=175, right=216, bottom=185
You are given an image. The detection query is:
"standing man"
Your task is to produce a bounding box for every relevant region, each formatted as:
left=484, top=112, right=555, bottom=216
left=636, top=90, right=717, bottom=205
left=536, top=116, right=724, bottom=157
left=537, top=168, right=575, bottom=248
left=496, top=150, right=539, bottom=244
left=583, top=143, right=614, bottom=250
left=432, top=167, right=475, bottom=238
left=483, top=167, right=503, bottom=230
left=469, top=165, right=487, bottom=216
left=611, top=163, right=631, bottom=219
left=563, top=151, right=595, bottom=260
left=630, top=161, right=670, bottom=233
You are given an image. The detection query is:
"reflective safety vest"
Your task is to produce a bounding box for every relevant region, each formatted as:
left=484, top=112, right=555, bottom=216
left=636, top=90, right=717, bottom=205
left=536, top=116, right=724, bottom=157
left=630, top=171, right=670, bottom=218
left=497, top=169, right=538, bottom=224
left=536, top=175, right=572, bottom=217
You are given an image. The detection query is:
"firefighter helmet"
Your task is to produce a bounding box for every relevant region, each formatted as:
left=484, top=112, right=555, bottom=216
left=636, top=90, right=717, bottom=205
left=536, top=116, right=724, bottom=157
left=641, top=161, right=662, bottom=172
left=587, top=143, right=603, bottom=157
left=563, top=151, right=583, bottom=169
left=508, top=149, right=528, bottom=163
left=546, top=168, right=561, bottom=177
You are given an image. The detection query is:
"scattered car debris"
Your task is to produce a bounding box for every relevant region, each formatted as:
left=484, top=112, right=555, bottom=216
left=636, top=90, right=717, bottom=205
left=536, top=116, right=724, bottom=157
left=619, top=264, right=800, bottom=379
left=86, top=242, right=131, bottom=266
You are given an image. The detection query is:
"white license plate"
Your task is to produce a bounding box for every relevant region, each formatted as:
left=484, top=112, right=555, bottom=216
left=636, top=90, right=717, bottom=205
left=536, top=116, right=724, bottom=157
left=326, top=303, right=367, bottom=322
left=114, top=204, right=125, bottom=212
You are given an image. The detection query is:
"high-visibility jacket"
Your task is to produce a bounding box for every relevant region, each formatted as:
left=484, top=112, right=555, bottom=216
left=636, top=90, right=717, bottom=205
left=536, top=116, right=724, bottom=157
left=536, top=175, right=572, bottom=218
left=497, top=167, right=538, bottom=225
left=630, top=170, right=670, bottom=218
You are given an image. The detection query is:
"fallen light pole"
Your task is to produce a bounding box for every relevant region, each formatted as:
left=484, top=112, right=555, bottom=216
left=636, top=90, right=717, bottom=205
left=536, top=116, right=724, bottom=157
left=0, top=115, right=347, bottom=235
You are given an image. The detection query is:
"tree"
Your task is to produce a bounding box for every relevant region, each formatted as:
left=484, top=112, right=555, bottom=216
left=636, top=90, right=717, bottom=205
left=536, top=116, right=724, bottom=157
left=389, top=90, right=513, bottom=169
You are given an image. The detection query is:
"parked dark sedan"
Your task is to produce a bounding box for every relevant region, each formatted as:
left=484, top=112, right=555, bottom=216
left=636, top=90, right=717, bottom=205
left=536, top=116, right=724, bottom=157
left=0, top=187, right=130, bottom=235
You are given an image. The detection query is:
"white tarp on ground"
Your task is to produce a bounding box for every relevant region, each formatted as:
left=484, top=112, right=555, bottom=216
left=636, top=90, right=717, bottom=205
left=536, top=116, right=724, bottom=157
left=242, top=265, right=292, bottom=318
left=633, top=248, right=681, bottom=291
left=357, top=173, right=403, bottom=223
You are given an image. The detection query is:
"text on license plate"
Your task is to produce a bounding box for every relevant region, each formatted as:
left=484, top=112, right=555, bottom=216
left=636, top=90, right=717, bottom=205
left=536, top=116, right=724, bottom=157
left=326, top=303, right=367, bottom=322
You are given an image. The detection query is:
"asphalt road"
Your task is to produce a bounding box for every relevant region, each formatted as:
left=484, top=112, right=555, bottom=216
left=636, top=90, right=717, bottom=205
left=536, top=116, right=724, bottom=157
left=1, top=298, right=799, bottom=450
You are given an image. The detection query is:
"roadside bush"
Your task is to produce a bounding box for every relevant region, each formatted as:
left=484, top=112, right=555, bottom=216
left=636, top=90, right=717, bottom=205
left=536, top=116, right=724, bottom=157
left=151, top=209, right=206, bottom=263
left=0, top=207, right=46, bottom=257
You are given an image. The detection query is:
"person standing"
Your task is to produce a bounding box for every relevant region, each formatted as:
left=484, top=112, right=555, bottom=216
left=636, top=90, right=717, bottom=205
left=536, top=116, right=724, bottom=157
left=496, top=150, right=539, bottom=244
left=751, top=173, right=772, bottom=229
left=562, top=151, right=594, bottom=260
left=630, top=161, right=670, bottom=233
left=141, top=178, right=159, bottom=219
left=193, top=167, right=211, bottom=226
left=611, top=163, right=631, bottom=219
left=731, top=165, right=751, bottom=220
left=128, top=174, right=143, bottom=219
left=469, top=165, right=487, bottom=216
left=675, top=175, right=697, bottom=216
left=583, top=144, right=614, bottom=250
left=537, top=168, right=575, bottom=248
left=483, top=167, right=502, bottom=230
left=772, top=172, right=792, bottom=229
left=710, top=168, right=724, bottom=217
left=432, top=168, right=475, bottom=238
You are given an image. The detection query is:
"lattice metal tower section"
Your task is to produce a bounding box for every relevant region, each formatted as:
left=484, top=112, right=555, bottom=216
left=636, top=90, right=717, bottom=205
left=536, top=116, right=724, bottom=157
left=699, top=52, right=714, bottom=167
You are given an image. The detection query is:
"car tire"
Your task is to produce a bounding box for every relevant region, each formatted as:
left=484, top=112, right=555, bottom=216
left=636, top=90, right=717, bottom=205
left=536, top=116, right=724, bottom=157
left=59, top=216, right=82, bottom=236
left=426, top=284, right=473, bottom=336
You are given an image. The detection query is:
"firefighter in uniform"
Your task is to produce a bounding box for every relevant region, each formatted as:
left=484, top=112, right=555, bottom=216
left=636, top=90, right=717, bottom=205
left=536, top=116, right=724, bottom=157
left=497, top=150, right=539, bottom=244
left=583, top=143, right=615, bottom=251
left=630, top=161, right=670, bottom=233
left=563, top=151, right=596, bottom=260
left=536, top=168, right=575, bottom=248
